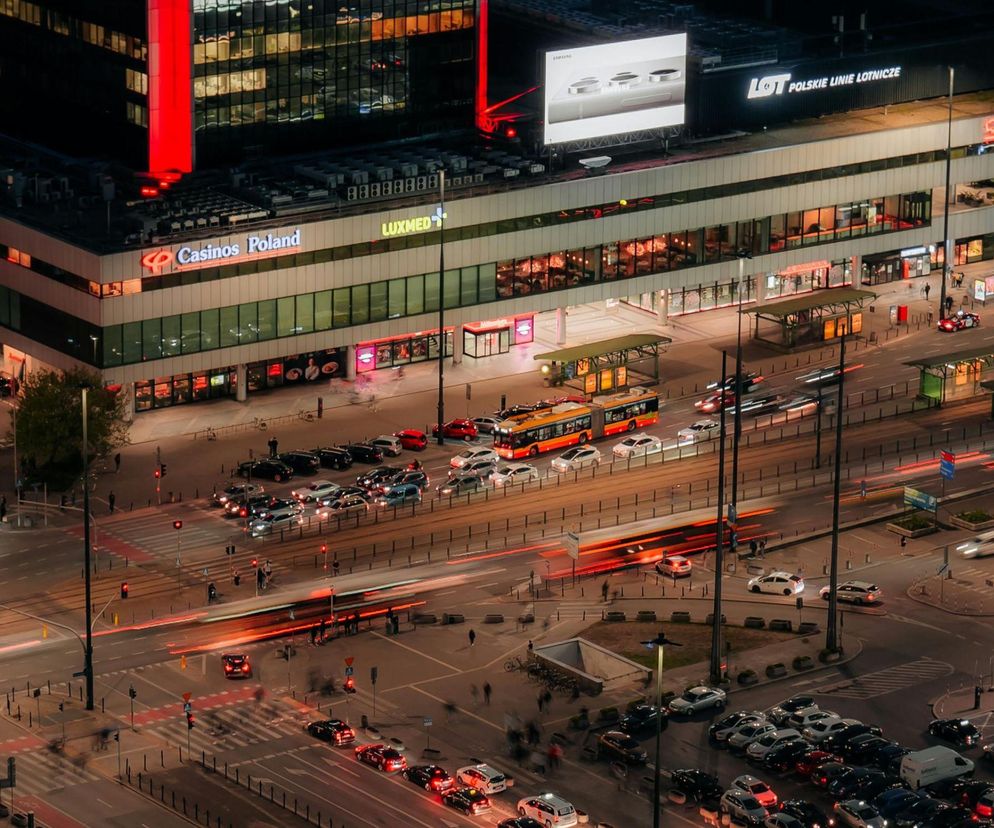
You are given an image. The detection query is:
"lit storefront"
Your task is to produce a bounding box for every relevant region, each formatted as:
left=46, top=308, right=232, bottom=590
left=355, top=329, right=454, bottom=373
left=766, top=259, right=852, bottom=298
left=463, top=314, right=534, bottom=358
left=861, top=246, right=933, bottom=285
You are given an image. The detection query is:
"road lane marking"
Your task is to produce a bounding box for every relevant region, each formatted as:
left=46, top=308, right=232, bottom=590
left=370, top=630, right=460, bottom=671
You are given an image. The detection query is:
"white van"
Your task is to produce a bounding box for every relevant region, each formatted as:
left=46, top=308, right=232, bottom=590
left=900, top=745, right=974, bottom=789
left=956, top=530, right=994, bottom=559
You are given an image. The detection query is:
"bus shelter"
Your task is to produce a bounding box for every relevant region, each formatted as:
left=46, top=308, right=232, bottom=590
left=745, top=288, right=876, bottom=350
left=907, top=345, right=994, bottom=406
left=533, top=333, right=671, bottom=394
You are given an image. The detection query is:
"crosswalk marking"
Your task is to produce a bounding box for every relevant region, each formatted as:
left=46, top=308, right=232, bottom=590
left=7, top=748, right=102, bottom=796
left=811, top=658, right=953, bottom=700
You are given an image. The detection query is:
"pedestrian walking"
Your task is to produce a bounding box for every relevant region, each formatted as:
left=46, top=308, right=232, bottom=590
left=543, top=689, right=552, bottom=710
left=527, top=639, right=534, bottom=652
left=268, top=436, right=278, bottom=458
left=114, top=452, right=121, bottom=473
left=263, top=559, right=273, bottom=578
left=483, top=682, right=492, bottom=705
left=232, top=567, right=240, bottom=586
left=537, top=693, right=545, bottom=713
left=924, top=282, right=931, bottom=300
left=758, top=539, right=766, bottom=557
left=310, top=626, right=318, bottom=646
left=108, top=491, right=116, bottom=513
left=601, top=581, right=609, bottom=602
left=319, top=617, right=326, bottom=641
left=946, top=294, right=955, bottom=315
left=352, top=611, right=360, bottom=634
left=468, top=628, right=476, bottom=647
left=0, top=495, right=7, bottom=522
left=749, top=539, right=758, bottom=556
left=257, top=566, right=266, bottom=590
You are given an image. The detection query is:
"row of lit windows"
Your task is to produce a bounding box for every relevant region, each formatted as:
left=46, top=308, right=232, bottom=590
left=126, top=101, right=148, bottom=128
left=0, top=0, right=40, bottom=27
left=1, top=1, right=148, bottom=60
left=125, top=68, right=148, bottom=95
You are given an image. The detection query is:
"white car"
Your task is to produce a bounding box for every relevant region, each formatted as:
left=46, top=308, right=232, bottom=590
left=729, top=774, right=778, bottom=808
left=747, top=571, right=804, bottom=596
left=956, top=530, right=994, bottom=559
left=316, top=493, right=369, bottom=519
left=677, top=419, right=720, bottom=445
left=291, top=480, right=341, bottom=503
left=656, top=555, right=692, bottom=577
left=456, top=763, right=507, bottom=795
left=818, top=580, right=882, bottom=605
left=803, top=716, right=862, bottom=743
left=491, top=463, right=540, bottom=487
left=720, top=790, right=768, bottom=825
left=249, top=512, right=303, bottom=537
left=551, top=445, right=602, bottom=473
left=833, top=799, right=886, bottom=828
left=516, top=793, right=578, bottom=827
left=612, top=433, right=662, bottom=459
left=450, top=447, right=499, bottom=469
left=668, top=686, right=726, bottom=715
left=787, top=708, right=836, bottom=729
left=710, top=711, right=767, bottom=744
left=727, top=721, right=778, bottom=751
left=471, top=416, right=502, bottom=435
left=745, top=728, right=803, bottom=762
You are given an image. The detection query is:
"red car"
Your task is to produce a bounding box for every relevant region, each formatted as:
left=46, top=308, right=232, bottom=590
left=695, top=391, right=734, bottom=414
left=394, top=429, right=428, bottom=451
left=938, top=310, right=980, bottom=331
left=431, top=419, right=478, bottom=441
left=355, top=743, right=408, bottom=772
left=221, top=653, right=252, bottom=679
left=794, top=748, right=840, bottom=777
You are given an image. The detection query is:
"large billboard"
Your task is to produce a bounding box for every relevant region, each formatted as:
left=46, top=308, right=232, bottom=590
left=544, top=34, right=687, bottom=145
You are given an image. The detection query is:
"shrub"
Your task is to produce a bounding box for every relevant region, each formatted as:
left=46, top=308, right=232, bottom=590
left=959, top=510, right=992, bottom=523
left=893, top=514, right=934, bottom=531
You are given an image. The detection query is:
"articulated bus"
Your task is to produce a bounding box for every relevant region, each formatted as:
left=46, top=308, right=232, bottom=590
left=493, top=387, right=659, bottom=459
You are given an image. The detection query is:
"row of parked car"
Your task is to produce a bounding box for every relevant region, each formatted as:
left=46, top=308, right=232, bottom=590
left=664, top=693, right=990, bottom=827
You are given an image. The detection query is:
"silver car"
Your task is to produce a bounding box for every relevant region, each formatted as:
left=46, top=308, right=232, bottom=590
left=668, top=686, right=726, bottom=715
left=551, top=445, right=601, bottom=473
left=249, top=512, right=303, bottom=537
left=491, top=463, right=540, bottom=487
left=720, top=790, right=767, bottom=825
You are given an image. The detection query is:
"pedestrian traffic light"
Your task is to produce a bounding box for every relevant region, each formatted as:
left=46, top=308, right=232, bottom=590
left=186, top=712, right=195, bottom=730
left=320, top=543, right=327, bottom=555
left=173, top=519, right=183, bottom=530
left=154, top=468, right=160, bottom=479
left=120, top=582, right=129, bottom=599
left=343, top=676, right=356, bottom=693
left=160, top=463, right=167, bottom=477
left=251, top=558, right=258, bottom=567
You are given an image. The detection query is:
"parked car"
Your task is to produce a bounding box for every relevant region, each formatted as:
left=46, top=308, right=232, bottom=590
left=669, top=768, right=723, bottom=803
left=709, top=711, right=767, bottom=744
left=720, top=789, right=768, bottom=825
left=292, top=480, right=341, bottom=503
left=612, top=433, right=662, bottom=459
left=456, top=764, right=507, bottom=795
left=238, top=459, right=294, bottom=482
left=819, top=580, right=882, bottom=605
left=491, top=463, right=539, bottom=487
left=312, top=446, right=354, bottom=470
left=763, top=739, right=811, bottom=773
left=344, top=443, right=383, bottom=464
left=551, top=445, right=602, bottom=473
left=748, top=571, right=804, bottom=595
left=619, top=704, right=665, bottom=735
left=794, top=748, right=841, bottom=777
left=823, top=725, right=884, bottom=754
left=728, top=722, right=779, bottom=752
left=834, top=799, right=886, bottom=828
left=767, top=697, right=817, bottom=726
left=804, top=717, right=863, bottom=743
left=656, top=555, right=692, bottom=577
left=394, top=429, right=428, bottom=451
left=928, top=719, right=982, bottom=748
left=669, top=686, right=727, bottom=715
left=472, top=416, right=502, bottom=435
left=872, top=788, right=924, bottom=820
left=277, top=450, right=320, bottom=474
left=778, top=799, right=833, bottom=828
left=432, top=419, right=478, bottom=441
left=746, top=729, right=803, bottom=762
left=598, top=731, right=647, bottom=764
left=370, top=435, right=403, bottom=457
left=374, top=482, right=421, bottom=508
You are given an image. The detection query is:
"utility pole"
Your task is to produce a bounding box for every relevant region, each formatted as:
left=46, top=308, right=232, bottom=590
left=710, top=351, right=728, bottom=686
left=730, top=254, right=750, bottom=553
left=826, top=334, right=847, bottom=651
left=81, top=385, right=95, bottom=711
left=436, top=169, right=447, bottom=447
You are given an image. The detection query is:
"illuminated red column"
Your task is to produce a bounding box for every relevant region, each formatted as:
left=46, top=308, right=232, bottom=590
left=147, top=0, right=193, bottom=174
left=475, top=0, right=489, bottom=132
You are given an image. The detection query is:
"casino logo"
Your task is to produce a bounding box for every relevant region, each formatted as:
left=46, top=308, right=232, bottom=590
left=141, top=249, right=174, bottom=275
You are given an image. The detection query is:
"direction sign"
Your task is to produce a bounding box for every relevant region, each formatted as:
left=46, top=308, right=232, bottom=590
left=940, top=450, right=956, bottom=481
left=344, top=656, right=354, bottom=667
left=344, top=665, right=354, bottom=676
left=423, top=717, right=433, bottom=727
left=183, top=702, right=192, bottom=713
left=565, top=532, right=580, bottom=561
left=904, top=486, right=937, bottom=511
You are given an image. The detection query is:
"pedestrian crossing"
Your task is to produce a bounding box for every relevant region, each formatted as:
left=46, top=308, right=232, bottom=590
left=6, top=746, right=103, bottom=796
left=949, top=564, right=994, bottom=594
left=98, top=512, right=227, bottom=559
left=811, top=658, right=953, bottom=700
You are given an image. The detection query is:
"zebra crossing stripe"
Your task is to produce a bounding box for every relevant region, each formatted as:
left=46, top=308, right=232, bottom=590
left=812, top=658, right=953, bottom=699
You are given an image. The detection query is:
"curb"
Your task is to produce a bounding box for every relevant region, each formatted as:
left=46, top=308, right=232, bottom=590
left=906, top=581, right=994, bottom=617
left=726, top=636, right=864, bottom=696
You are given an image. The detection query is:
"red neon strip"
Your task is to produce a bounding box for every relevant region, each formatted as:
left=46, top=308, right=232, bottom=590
left=475, top=0, right=489, bottom=131
left=147, top=0, right=193, bottom=174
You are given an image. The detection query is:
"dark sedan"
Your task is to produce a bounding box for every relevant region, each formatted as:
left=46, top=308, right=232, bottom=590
left=929, top=718, right=982, bottom=748
left=354, top=743, right=407, bottom=772
left=442, top=787, right=491, bottom=815
left=344, top=443, right=383, bottom=464
left=312, top=446, right=354, bottom=470
left=778, top=799, right=832, bottom=828
left=620, top=704, right=665, bottom=735
left=278, top=451, right=321, bottom=474
left=356, top=466, right=403, bottom=490
left=238, top=459, right=293, bottom=482
left=498, top=819, right=544, bottom=828
left=383, top=469, right=430, bottom=492
left=669, top=769, right=723, bottom=803
left=402, top=764, right=455, bottom=793
left=763, top=739, right=811, bottom=772
left=306, top=719, right=356, bottom=745
left=598, top=731, right=647, bottom=765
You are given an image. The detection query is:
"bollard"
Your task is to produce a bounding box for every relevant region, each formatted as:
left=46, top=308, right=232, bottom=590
left=160, top=749, right=164, bottom=767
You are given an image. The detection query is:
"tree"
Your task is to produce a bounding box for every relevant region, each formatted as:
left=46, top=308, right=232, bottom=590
left=11, top=368, right=129, bottom=488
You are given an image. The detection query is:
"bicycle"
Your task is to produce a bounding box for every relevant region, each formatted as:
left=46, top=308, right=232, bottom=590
left=206, top=428, right=218, bottom=441
left=298, top=409, right=315, bottom=422
left=504, top=655, right=529, bottom=672
left=253, top=417, right=268, bottom=430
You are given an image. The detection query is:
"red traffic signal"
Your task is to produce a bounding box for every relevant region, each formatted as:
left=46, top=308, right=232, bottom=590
left=173, top=520, right=183, bottom=530
left=343, top=676, right=356, bottom=693
left=154, top=469, right=161, bottom=479
left=251, top=558, right=258, bottom=568
left=186, top=712, right=195, bottom=730
left=120, top=582, right=129, bottom=599
left=320, top=544, right=327, bottom=554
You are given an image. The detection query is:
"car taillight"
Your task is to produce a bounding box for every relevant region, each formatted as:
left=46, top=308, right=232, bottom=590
left=978, top=804, right=992, bottom=817
left=242, top=664, right=250, bottom=672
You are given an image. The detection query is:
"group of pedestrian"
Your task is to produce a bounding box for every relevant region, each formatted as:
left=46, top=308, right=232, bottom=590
left=385, top=608, right=400, bottom=635
left=748, top=538, right=767, bottom=558
left=256, top=559, right=273, bottom=590
left=268, top=436, right=279, bottom=458
left=341, top=610, right=361, bottom=635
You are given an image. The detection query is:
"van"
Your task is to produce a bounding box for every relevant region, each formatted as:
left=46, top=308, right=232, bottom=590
left=956, top=530, right=994, bottom=559
left=899, top=745, right=974, bottom=789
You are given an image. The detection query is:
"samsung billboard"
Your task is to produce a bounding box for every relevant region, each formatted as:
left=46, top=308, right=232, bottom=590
left=543, top=33, right=687, bottom=145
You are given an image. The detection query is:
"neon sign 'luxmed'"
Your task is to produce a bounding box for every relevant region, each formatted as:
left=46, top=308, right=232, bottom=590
left=381, top=207, right=446, bottom=238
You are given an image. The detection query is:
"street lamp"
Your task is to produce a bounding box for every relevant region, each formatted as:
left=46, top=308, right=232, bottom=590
left=80, top=384, right=95, bottom=710
left=825, top=332, right=848, bottom=652
left=642, top=631, right=682, bottom=828
left=710, top=350, right=729, bottom=686
left=436, top=168, right=447, bottom=447
left=730, top=252, right=752, bottom=553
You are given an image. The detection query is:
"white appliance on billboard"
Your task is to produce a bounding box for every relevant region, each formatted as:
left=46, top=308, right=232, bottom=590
left=544, top=33, right=687, bottom=145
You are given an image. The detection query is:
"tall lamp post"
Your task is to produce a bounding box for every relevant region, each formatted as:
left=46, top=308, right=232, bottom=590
left=709, top=351, right=729, bottom=686
left=80, top=385, right=95, bottom=710
left=643, top=630, right=682, bottom=828
left=825, top=333, right=847, bottom=652
left=436, top=169, right=447, bottom=447
left=939, top=66, right=954, bottom=321
left=729, top=253, right=752, bottom=553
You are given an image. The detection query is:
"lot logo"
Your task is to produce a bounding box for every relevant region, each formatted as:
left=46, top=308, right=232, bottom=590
left=747, top=73, right=791, bottom=99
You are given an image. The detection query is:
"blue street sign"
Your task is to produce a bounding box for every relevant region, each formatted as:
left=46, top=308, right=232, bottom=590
left=904, top=486, right=937, bottom=511
left=344, top=665, right=354, bottom=677
left=940, top=460, right=955, bottom=480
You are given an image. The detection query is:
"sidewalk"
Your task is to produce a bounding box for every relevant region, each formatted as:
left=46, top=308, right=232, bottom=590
left=122, top=266, right=961, bottom=445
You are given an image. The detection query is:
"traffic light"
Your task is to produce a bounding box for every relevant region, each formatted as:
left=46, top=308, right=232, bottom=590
left=120, top=582, right=129, bottom=599
left=320, top=544, right=327, bottom=555
left=160, top=463, right=167, bottom=477
left=173, top=520, right=183, bottom=530
left=186, top=712, right=195, bottom=730
left=154, top=468, right=160, bottom=479
left=343, top=676, right=356, bottom=694
left=251, top=558, right=258, bottom=569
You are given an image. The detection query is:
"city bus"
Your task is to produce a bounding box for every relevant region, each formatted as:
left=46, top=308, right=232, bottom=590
left=493, top=387, right=659, bottom=459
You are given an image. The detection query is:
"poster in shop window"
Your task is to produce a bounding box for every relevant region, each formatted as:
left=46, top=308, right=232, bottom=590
left=283, top=349, right=344, bottom=382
